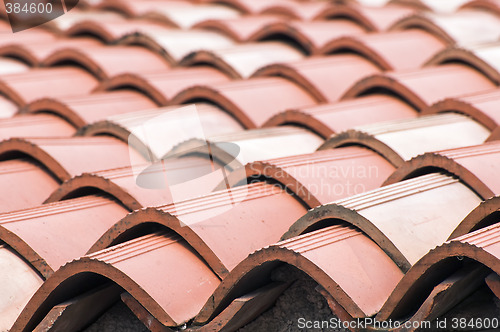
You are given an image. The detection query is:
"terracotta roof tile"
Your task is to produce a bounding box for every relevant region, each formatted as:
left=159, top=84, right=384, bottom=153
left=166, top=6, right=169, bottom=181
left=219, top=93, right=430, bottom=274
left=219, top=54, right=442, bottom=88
left=217, top=147, right=395, bottom=207
left=178, top=41, right=305, bottom=79
left=461, top=0, right=500, bottom=15
left=43, top=9, right=126, bottom=33
left=320, top=113, right=491, bottom=167
left=248, top=20, right=368, bottom=54
left=95, top=67, right=230, bottom=105
left=195, top=225, right=403, bottom=322
left=252, top=55, right=381, bottom=102
left=41, top=45, right=169, bottom=80
left=138, top=4, right=241, bottom=29
left=167, top=126, right=323, bottom=165
left=94, top=0, right=195, bottom=18
left=23, top=90, right=158, bottom=128
left=0, top=195, right=128, bottom=278
left=426, top=43, right=500, bottom=85
left=171, top=77, right=318, bottom=128
left=0, top=38, right=102, bottom=67
left=263, top=94, right=418, bottom=138
left=193, top=15, right=283, bottom=42
left=321, top=30, right=447, bottom=70
left=449, top=195, right=500, bottom=238
left=64, top=20, right=171, bottom=43
left=384, top=141, right=500, bottom=199
left=77, top=104, right=243, bottom=159
left=0, top=67, right=99, bottom=107
left=377, top=222, right=500, bottom=321
left=390, top=0, right=471, bottom=12
left=424, top=88, right=500, bottom=131
left=284, top=173, right=482, bottom=270
left=342, top=64, right=496, bottom=111
left=315, top=3, right=416, bottom=31
left=390, top=10, right=500, bottom=45
left=13, top=231, right=221, bottom=331
left=0, top=244, right=43, bottom=332
left=0, top=114, right=76, bottom=140
left=258, top=1, right=332, bottom=20
left=117, top=28, right=235, bottom=64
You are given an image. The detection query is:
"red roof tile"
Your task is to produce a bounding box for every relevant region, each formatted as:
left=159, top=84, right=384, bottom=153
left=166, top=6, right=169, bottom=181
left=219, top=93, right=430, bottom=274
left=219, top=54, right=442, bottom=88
left=461, top=0, right=500, bottom=15
left=171, top=77, right=318, bottom=128
left=283, top=173, right=482, bottom=270
left=424, top=88, right=500, bottom=130
left=384, top=141, right=500, bottom=199
left=342, top=64, right=496, bottom=111
left=263, top=95, right=417, bottom=138
left=42, top=45, right=169, bottom=80
left=320, top=113, right=491, bottom=167
left=95, top=67, right=230, bottom=105
left=450, top=195, right=500, bottom=238
left=315, top=3, right=416, bottom=31
left=321, top=30, right=446, bottom=70
left=179, top=41, right=304, bottom=79
left=0, top=114, right=76, bottom=140
left=217, top=147, right=395, bottom=207
left=23, top=90, right=158, bottom=128
left=253, top=55, right=380, bottom=102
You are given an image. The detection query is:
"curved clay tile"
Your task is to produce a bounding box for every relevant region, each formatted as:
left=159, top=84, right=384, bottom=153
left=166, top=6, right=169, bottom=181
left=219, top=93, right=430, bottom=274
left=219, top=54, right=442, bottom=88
left=321, top=30, right=446, bottom=71
left=342, top=64, right=496, bottom=111
left=195, top=225, right=403, bottom=323
left=0, top=137, right=146, bottom=182
left=44, top=155, right=231, bottom=210
left=43, top=10, right=126, bottom=33
left=283, top=173, right=482, bottom=271
left=65, top=20, right=169, bottom=43
left=252, top=55, right=381, bottom=103
left=390, top=10, right=500, bottom=45
left=263, top=95, right=417, bottom=138
left=193, top=15, right=283, bottom=42
left=90, top=182, right=307, bottom=278
left=0, top=114, right=76, bottom=141
left=117, top=28, right=235, bottom=65
left=248, top=20, right=367, bottom=55
left=377, top=223, right=500, bottom=321
left=42, top=45, right=169, bottom=80
left=23, top=90, right=157, bottom=128
left=171, top=77, right=318, bottom=128
left=165, top=126, right=323, bottom=166
left=460, top=0, right=500, bottom=16
left=0, top=195, right=128, bottom=279
left=0, top=30, right=55, bottom=55
left=12, top=232, right=221, bottom=331
left=78, top=103, right=243, bottom=160
left=0, top=38, right=102, bottom=67
left=0, top=67, right=98, bottom=107
left=0, top=244, right=43, bottom=332
left=95, top=0, right=194, bottom=19
left=140, top=4, right=241, bottom=30
left=315, top=3, right=416, bottom=32
left=179, top=41, right=304, bottom=79
left=95, top=67, right=230, bottom=105
left=389, top=0, right=470, bottom=12
left=259, top=1, right=331, bottom=20
left=424, top=89, right=500, bottom=131
left=320, top=113, right=490, bottom=167
left=0, top=158, right=60, bottom=213
left=384, top=142, right=500, bottom=199
left=215, top=147, right=395, bottom=207
left=449, top=195, right=500, bottom=239
left=426, top=44, right=500, bottom=85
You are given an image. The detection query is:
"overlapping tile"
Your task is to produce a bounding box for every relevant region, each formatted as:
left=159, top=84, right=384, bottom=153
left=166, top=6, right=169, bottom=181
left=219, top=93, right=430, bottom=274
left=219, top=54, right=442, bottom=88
left=283, top=173, right=482, bottom=270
